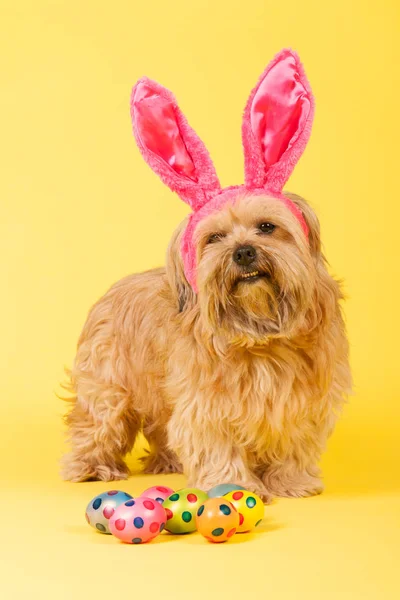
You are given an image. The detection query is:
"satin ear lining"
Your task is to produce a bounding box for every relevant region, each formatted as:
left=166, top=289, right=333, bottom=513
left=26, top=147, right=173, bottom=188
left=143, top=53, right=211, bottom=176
left=250, top=54, right=311, bottom=172
left=133, top=82, right=198, bottom=182
left=242, top=49, right=315, bottom=192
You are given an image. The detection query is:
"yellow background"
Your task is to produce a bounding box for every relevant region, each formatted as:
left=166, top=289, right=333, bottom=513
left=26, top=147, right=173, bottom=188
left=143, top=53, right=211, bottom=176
left=1, top=1, right=399, bottom=598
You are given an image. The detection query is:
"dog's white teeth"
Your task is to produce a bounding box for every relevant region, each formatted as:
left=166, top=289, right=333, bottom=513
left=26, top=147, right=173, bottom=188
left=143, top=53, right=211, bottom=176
left=241, top=270, right=259, bottom=279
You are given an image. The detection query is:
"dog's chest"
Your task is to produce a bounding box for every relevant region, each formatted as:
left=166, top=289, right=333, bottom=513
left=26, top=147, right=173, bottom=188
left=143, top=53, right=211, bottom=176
left=218, top=351, right=318, bottom=453
left=168, top=342, right=320, bottom=454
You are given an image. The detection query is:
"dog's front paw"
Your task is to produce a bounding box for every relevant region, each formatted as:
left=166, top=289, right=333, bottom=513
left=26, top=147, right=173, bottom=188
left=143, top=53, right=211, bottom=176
left=282, top=475, right=324, bottom=498
left=264, top=470, right=324, bottom=499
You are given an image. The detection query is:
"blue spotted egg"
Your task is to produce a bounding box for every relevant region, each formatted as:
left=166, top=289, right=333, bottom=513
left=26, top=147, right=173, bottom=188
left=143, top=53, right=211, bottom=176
left=85, top=490, right=133, bottom=534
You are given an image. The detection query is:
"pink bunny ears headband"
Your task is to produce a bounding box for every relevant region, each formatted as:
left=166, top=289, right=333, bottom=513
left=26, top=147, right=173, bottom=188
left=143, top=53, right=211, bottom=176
left=131, top=48, right=315, bottom=292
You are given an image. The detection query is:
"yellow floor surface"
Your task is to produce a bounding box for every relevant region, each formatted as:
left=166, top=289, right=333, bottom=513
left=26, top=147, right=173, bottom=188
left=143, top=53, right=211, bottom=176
left=2, top=434, right=400, bottom=600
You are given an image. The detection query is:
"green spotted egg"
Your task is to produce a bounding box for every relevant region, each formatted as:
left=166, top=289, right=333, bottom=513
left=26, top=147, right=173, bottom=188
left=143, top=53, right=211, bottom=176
left=163, top=488, right=209, bottom=533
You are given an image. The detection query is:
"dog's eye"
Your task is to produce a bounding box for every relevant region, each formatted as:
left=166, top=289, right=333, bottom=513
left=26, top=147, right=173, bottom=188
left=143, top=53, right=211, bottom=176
left=207, top=233, right=225, bottom=244
left=258, top=222, right=276, bottom=234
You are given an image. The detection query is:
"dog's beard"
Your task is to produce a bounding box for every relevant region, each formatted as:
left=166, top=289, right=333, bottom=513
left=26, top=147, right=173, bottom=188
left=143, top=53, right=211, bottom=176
left=198, top=247, right=314, bottom=343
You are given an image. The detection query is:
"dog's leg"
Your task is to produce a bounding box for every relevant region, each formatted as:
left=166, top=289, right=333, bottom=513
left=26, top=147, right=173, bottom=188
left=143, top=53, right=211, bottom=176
left=259, top=385, right=345, bottom=498
left=61, top=382, right=141, bottom=482
left=168, top=415, right=272, bottom=503
left=141, top=419, right=183, bottom=475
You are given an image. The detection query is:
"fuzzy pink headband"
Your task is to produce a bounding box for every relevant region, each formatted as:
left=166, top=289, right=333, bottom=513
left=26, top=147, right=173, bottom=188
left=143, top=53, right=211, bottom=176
left=131, top=49, right=314, bottom=292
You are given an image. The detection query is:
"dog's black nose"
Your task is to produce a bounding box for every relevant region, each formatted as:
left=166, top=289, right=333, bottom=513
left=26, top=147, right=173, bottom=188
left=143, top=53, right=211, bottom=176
left=233, top=245, right=257, bottom=266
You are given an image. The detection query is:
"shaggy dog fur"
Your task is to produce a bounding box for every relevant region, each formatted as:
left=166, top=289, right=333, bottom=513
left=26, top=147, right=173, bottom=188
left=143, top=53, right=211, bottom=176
left=61, top=192, right=351, bottom=502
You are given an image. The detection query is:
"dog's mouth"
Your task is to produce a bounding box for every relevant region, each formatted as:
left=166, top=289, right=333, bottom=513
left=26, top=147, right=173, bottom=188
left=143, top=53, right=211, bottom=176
left=238, top=270, right=267, bottom=283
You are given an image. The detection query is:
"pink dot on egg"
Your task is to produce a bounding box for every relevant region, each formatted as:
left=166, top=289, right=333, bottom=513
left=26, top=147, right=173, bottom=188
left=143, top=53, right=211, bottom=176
left=103, top=506, right=115, bottom=519
left=114, top=518, right=126, bottom=531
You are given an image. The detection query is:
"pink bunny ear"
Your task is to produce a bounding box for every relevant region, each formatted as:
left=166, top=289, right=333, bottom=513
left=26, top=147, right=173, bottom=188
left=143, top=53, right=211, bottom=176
left=131, top=78, right=221, bottom=211
left=242, top=49, right=315, bottom=192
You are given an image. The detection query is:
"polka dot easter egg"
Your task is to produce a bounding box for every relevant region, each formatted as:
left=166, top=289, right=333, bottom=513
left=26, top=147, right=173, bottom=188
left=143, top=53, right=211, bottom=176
left=196, top=498, right=240, bottom=543
left=85, top=490, right=133, bottom=534
left=109, top=497, right=167, bottom=544
left=163, top=488, right=208, bottom=534
left=140, top=486, right=175, bottom=504
left=223, top=490, right=264, bottom=533
left=207, top=483, right=247, bottom=498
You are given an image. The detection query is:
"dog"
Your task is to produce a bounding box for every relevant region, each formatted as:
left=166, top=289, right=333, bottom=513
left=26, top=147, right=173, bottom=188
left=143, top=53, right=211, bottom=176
left=61, top=192, right=351, bottom=502
left=61, top=50, right=351, bottom=502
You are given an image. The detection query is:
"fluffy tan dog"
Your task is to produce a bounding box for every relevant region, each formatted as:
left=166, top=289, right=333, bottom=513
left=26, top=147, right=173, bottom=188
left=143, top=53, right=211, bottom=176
left=61, top=192, right=351, bottom=502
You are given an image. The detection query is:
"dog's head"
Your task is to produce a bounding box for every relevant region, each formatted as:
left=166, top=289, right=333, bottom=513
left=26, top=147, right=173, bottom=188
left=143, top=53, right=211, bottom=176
left=167, top=192, right=322, bottom=343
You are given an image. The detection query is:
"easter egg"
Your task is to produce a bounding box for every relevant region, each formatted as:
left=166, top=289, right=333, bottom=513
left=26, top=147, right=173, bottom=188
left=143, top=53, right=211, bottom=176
left=196, top=497, right=240, bottom=543
left=140, top=485, right=175, bottom=504
left=163, top=488, right=208, bottom=533
left=223, top=490, right=264, bottom=532
left=85, top=490, right=133, bottom=534
left=109, top=496, right=167, bottom=544
left=207, top=483, right=247, bottom=498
